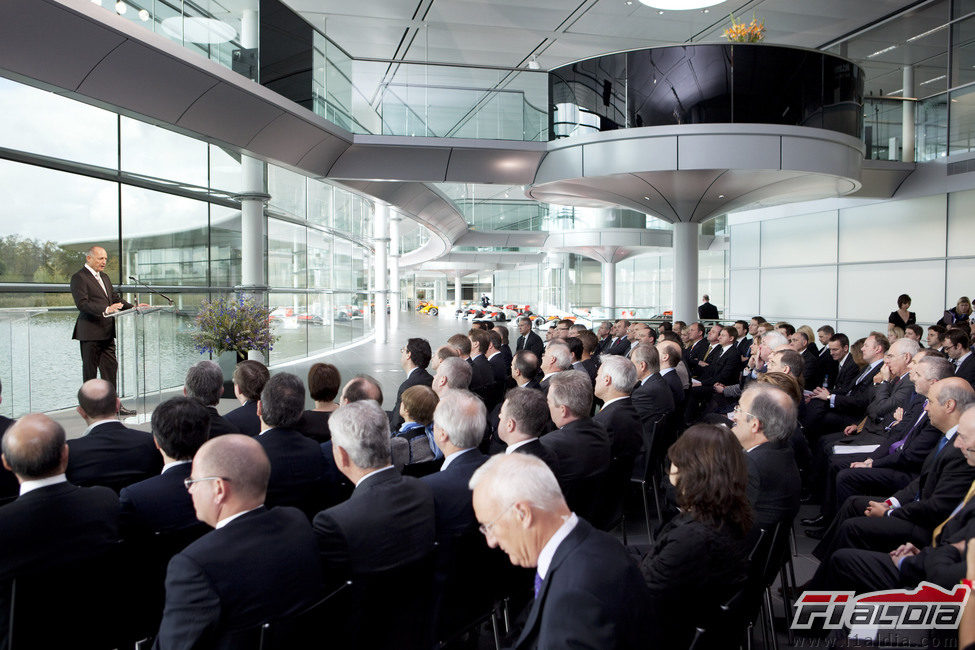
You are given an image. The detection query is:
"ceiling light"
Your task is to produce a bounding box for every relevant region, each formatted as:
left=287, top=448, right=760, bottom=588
left=640, top=0, right=726, bottom=9
left=527, top=56, right=540, bottom=70
left=907, top=25, right=946, bottom=42
left=115, top=1, right=126, bottom=14
left=643, top=196, right=651, bottom=200
left=921, top=74, right=946, bottom=86
left=626, top=1, right=633, bottom=4
left=888, top=88, right=903, bottom=95
left=718, top=194, right=725, bottom=198
left=657, top=9, right=664, bottom=13
left=866, top=45, right=896, bottom=58
left=138, top=8, right=149, bottom=20
left=702, top=8, right=709, bottom=12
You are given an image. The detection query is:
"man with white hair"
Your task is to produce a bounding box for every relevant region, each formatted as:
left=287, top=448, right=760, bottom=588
left=593, top=355, right=644, bottom=474
left=423, top=390, right=489, bottom=538
left=432, top=356, right=473, bottom=395
left=470, top=454, right=651, bottom=648
left=630, top=343, right=675, bottom=427
left=539, top=341, right=573, bottom=396
left=313, top=401, right=436, bottom=577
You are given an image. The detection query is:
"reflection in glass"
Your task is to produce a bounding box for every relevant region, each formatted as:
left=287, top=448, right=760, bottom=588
left=269, top=292, right=308, bottom=363
left=268, top=166, right=307, bottom=219
left=122, top=186, right=209, bottom=286
left=120, top=117, right=208, bottom=187
left=268, top=219, right=308, bottom=289
left=210, top=205, right=243, bottom=287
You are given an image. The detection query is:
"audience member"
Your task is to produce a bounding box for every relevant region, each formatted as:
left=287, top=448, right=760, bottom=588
left=515, top=316, right=544, bottom=358
left=593, top=355, right=644, bottom=473
left=630, top=344, right=675, bottom=427
left=496, top=388, right=559, bottom=473
left=183, top=361, right=238, bottom=437
left=511, top=350, right=541, bottom=391
left=946, top=328, right=975, bottom=387
left=294, top=362, right=341, bottom=442
left=940, top=296, right=972, bottom=327
left=391, top=385, right=441, bottom=468
left=390, top=338, right=434, bottom=430
left=340, top=374, right=384, bottom=404
left=928, top=324, right=948, bottom=352
left=224, top=360, right=269, bottom=437
left=433, top=356, right=472, bottom=395
left=431, top=344, right=459, bottom=371
left=539, top=341, right=573, bottom=394
left=604, top=320, right=632, bottom=357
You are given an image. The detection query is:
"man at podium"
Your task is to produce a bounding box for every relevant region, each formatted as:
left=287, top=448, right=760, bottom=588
left=70, top=246, right=136, bottom=416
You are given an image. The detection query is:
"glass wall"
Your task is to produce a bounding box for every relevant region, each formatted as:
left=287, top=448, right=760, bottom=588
left=0, top=75, right=375, bottom=417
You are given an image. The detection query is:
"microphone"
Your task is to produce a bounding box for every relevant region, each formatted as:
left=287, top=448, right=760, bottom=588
left=129, top=276, right=174, bottom=305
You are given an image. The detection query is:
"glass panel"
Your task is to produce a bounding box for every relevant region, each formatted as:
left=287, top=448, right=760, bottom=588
left=760, top=211, right=838, bottom=266
left=268, top=166, right=307, bottom=219
left=268, top=219, right=307, bottom=289
left=268, top=292, right=308, bottom=363
left=307, top=291, right=334, bottom=354
left=917, top=93, right=949, bottom=160
left=729, top=269, right=760, bottom=317
left=0, top=159, right=119, bottom=283
left=728, top=222, right=760, bottom=269
left=307, top=229, right=332, bottom=290
left=0, top=77, right=118, bottom=169
left=761, top=267, right=838, bottom=320
left=307, top=179, right=334, bottom=228
left=209, top=145, right=242, bottom=193
left=838, top=261, right=945, bottom=322
left=120, top=117, right=208, bottom=187
left=863, top=98, right=904, bottom=160
left=210, top=205, right=243, bottom=287
left=949, top=84, right=975, bottom=155
left=332, top=292, right=359, bottom=346
left=333, top=238, right=354, bottom=290
left=122, top=186, right=210, bottom=287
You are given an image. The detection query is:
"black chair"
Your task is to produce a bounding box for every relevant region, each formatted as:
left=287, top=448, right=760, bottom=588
left=591, top=452, right=636, bottom=542
left=561, top=470, right=609, bottom=525
left=258, top=580, right=353, bottom=649
left=402, top=458, right=445, bottom=478
left=629, top=415, right=667, bottom=541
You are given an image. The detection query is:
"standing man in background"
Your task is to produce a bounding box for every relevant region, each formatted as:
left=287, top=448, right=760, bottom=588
left=70, top=246, right=137, bottom=416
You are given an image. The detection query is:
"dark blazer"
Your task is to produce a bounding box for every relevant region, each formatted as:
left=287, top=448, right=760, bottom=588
left=205, top=406, right=239, bottom=438
left=831, top=362, right=883, bottom=415
left=889, top=436, right=975, bottom=530
left=745, top=442, right=802, bottom=530
left=698, top=344, right=743, bottom=388
left=510, top=439, right=560, bottom=476
left=256, top=427, right=328, bottom=514
left=901, top=501, right=975, bottom=588
left=119, top=462, right=200, bottom=537
left=955, top=354, right=975, bottom=388
left=488, top=354, right=508, bottom=386
left=604, top=336, right=631, bottom=357
left=421, top=449, right=488, bottom=538
left=801, top=347, right=822, bottom=388
left=630, top=373, right=675, bottom=426
left=869, top=409, right=942, bottom=474
left=572, top=359, right=598, bottom=385
left=683, top=338, right=709, bottom=372
left=516, top=330, right=545, bottom=359
left=0, top=417, right=18, bottom=500
left=154, top=507, right=323, bottom=650
left=470, top=354, right=495, bottom=392
left=831, top=355, right=863, bottom=395
left=313, top=467, right=436, bottom=577
left=70, top=267, right=131, bottom=341
left=66, top=421, right=162, bottom=492
left=661, top=369, right=684, bottom=410
left=594, top=397, right=643, bottom=462
left=512, top=519, right=651, bottom=649
left=865, top=375, right=915, bottom=428
left=294, top=410, right=332, bottom=443
left=501, top=344, right=513, bottom=368
left=389, top=367, right=434, bottom=430
left=640, top=513, right=749, bottom=649
left=540, top=417, right=611, bottom=483
left=223, top=401, right=261, bottom=437
left=736, top=336, right=752, bottom=361
left=698, top=302, right=719, bottom=319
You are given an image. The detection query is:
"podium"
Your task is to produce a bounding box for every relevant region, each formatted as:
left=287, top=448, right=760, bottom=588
left=108, top=305, right=182, bottom=423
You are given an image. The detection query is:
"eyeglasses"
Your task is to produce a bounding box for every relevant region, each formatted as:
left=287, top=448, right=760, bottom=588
left=732, top=404, right=756, bottom=420
left=184, top=476, right=230, bottom=491
left=478, top=502, right=515, bottom=537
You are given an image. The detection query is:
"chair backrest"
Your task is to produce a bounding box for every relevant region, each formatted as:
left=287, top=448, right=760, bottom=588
left=561, top=470, right=609, bottom=523
left=401, top=458, right=444, bottom=478
left=632, top=416, right=663, bottom=484
left=591, top=453, right=634, bottom=531
left=258, top=581, right=353, bottom=650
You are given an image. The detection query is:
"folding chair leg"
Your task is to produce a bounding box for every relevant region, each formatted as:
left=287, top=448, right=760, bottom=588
left=763, top=588, right=779, bottom=650
left=641, top=484, right=653, bottom=542
left=620, top=512, right=628, bottom=546
left=490, top=610, right=501, bottom=650
left=501, top=598, right=511, bottom=634
left=789, top=524, right=798, bottom=557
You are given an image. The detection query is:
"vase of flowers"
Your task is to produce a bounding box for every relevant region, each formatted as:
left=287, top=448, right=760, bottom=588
left=193, top=296, right=276, bottom=388
left=723, top=14, right=766, bottom=43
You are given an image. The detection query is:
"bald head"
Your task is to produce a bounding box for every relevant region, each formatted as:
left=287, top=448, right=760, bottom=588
left=77, top=379, right=118, bottom=420
left=194, top=434, right=270, bottom=503
left=2, top=414, right=68, bottom=480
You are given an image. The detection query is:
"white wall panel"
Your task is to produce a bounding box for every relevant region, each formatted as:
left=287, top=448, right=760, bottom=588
left=838, top=195, right=947, bottom=263
left=946, top=258, right=975, bottom=316
left=729, top=269, right=760, bottom=317
left=837, top=260, right=946, bottom=323
left=948, top=189, right=975, bottom=258
left=729, top=222, right=761, bottom=269
left=836, top=321, right=891, bottom=343
left=759, top=267, right=837, bottom=320
left=760, top=211, right=838, bottom=267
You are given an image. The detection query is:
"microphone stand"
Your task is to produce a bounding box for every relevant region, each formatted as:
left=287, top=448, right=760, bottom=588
left=129, top=276, right=176, bottom=309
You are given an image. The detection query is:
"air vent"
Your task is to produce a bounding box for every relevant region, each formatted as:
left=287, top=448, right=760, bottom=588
left=948, top=159, right=975, bottom=175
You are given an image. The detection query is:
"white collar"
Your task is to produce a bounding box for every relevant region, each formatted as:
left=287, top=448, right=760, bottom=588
left=488, top=351, right=501, bottom=360
left=838, top=353, right=850, bottom=367
left=721, top=343, right=733, bottom=352
left=600, top=395, right=628, bottom=408
left=84, top=264, right=101, bottom=277
left=543, top=370, right=561, bottom=380
left=406, top=366, right=420, bottom=378
left=162, top=459, right=191, bottom=474
left=537, top=512, right=579, bottom=579
left=215, top=505, right=263, bottom=529
left=504, top=438, right=538, bottom=454
left=83, top=418, right=117, bottom=436
left=440, top=447, right=475, bottom=471
left=19, top=474, right=68, bottom=496
left=945, top=425, right=960, bottom=441
left=355, top=465, right=395, bottom=486
left=958, top=351, right=972, bottom=366
left=471, top=353, right=484, bottom=361
left=660, top=367, right=675, bottom=375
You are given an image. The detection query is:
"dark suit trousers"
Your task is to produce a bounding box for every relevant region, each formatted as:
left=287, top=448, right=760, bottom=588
left=813, top=495, right=929, bottom=562
left=809, top=547, right=900, bottom=592
left=80, top=339, right=118, bottom=387
left=834, top=468, right=913, bottom=517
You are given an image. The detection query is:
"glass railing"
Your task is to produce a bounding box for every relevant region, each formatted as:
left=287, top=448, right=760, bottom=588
left=918, top=92, right=949, bottom=161
left=863, top=97, right=909, bottom=161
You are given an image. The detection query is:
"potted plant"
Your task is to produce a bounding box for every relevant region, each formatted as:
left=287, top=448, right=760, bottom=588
left=193, top=295, right=277, bottom=390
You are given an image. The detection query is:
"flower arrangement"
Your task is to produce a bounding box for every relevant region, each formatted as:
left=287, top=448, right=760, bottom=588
left=192, top=295, right=276, bottom=357
left=723, top=14, right=766, bottom=43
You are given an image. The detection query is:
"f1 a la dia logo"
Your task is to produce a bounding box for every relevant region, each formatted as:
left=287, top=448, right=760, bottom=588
left=792, top=582, right=970, bottom=631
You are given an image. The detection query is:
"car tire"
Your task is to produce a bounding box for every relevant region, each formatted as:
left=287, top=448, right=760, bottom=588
left=429, top=307, right=438, bottom=316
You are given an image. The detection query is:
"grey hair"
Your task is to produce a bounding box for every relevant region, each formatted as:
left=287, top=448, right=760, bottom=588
left=743, top=383, right=796, bottom=442
left=469, top=453, right=565, bottom=512
left=548, top=370, right=593, bottom=417
left=598, top=355, right=638, bottom=394
left=437, top=356, right=472, bottom=390
left=935, top=381, right=975, bottom=410
left=630, top=343, right=660, bottom=374
left=918, top=356, right=955, bottom=381
left=329, top=400, right=391, bottom=469
left=184, top=360, right=224, bottom=406
left=517, top=316, right=532, bottom=326
left=760, top=331, right=788, bottom=350
left=546, top=342, right=573, bottom=370
left=891, top=337, right=920, bottom=358
left=433, top=389, right=486, bottom=449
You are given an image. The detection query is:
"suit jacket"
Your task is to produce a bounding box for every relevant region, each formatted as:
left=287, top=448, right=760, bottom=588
left=900, top=496, right=975, bottom=588
left=256, top=427, right=328, bottom=514
left=313, top=467, right=436, bottom=577
left=119, top=462, right=200, bottom=537
left=869, top=407, right=942, bottom=474
left=516, top=331, right=545, bottom=359
left=70, top=267, right=132, bottom=341
left=469, top=354, right=495, bottom=393
left=223, top=401, right=261, bottom=437
left=0, top=417, right=18, bottom=500
left=389, top=367, right=434, bottom=430
left=205, top=406, right=238, bottom=438
left=745, top=442, right=802, bottom=530
left=698, top=344, right=743, bottom=388
left=800, top=347, right=821, bottom=388
left=540, top=417, right=611, bottom=483
left=683, top=338, right=709, bottom=373
left=831, top=362, right=883, bottom=415
left=512, top=519, right=651, bottom=649
left=736, top=336, right=752, bottom=361
left=865, top=375, right=915, bottom=429
left=660, top=369, right=684, bottom=410
left=421, top=449, right=488, bottom=538
left=573, top=358, right=598, bottom=385
left=154, top=507, right=323, bottom=650
left=830, top=355, right=862, bottom=395
left=889, top=436, right=975, bottom=530
left=698, top=302, right=719, bottom=319
left=594, top=397, right=644, bottom=463
left=955, top=354, right=975, bottom=388
left=604, top=337, right=631, bottom=357
left=510, top=439, right=560, bottom=477
left=66, top=421, right=162, bottom=492
left=630, top=373, right=675, bottom=426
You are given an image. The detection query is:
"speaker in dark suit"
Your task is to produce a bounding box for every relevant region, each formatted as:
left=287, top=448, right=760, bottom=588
left=223, top=400, right=260, bottom=437
left=70, top=251, right=133, bottom=388
left=67, top=420, right=161, bottom=493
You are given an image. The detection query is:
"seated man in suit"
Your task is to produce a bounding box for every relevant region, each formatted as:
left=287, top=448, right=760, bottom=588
left=470, top=453, right=651, bottom=648
left=789, top=331, right=820, bottom=389
left=485, top=329, right=510, bottom=406
left=811, top=378, right=975, bottom=558
left=495, top=324, right=513, bottom=368
left=67, top=379, right=161, bottom=492
left=515, top=316, right=545, bottom=359
left=946, top=328, right=975, bottom=388
left=630, top=344, right=676, bottom=428
left=424, top=390, right=489, bottom=538
left=155, top=435, right=323, bottom=649
left=497, top=388, right=559, bottom=474
left=256, top=373, right=329, bottom=516
left=184, top=361, right=238, bottom=438
left=511, top=351, right=541, bottom=392
left=313, top=400, right=436, bottom=577
left=339, top=374, right=383, bottom=405
left=539, top=341, right=574, bottom=395
left=433, top=356, right=473, bottom=396
left=802, top=333, right=868, bottom=436
left=730, top=384, right=802, bottom=533
left=603, top=319, right=632, bottom=357
left=224, top=360, right=269, bottom=437
left=389, top=337, right=434, bottom=430
left=593, top=355, right=644, bottom=468
left=120, top=396, right=211, bottom=539
left=656, top=340, right=686, bottom=404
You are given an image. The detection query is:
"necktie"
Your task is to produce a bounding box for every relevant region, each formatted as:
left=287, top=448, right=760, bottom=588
left=533, top=571, right=543, bottom=599
left=853, top=365, right=873, bottom=386
left=92, top=270, right=108, bottom=297
left=932, top=480, right=975, bottom=546
left=704, top=345, right=715, bottom=361
left=888, top=404, right=928, bottom=454
left=936, top=435, right=949, bottom=455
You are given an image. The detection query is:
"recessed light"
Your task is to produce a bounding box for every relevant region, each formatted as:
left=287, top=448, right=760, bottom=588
left=138, top=8, right=149, bottom=20
left=115, top=0, right=126, bottom=13
left=640, top=0, right=727, bottom=9
left=644, top=196, right=651, bottom=200
left=718, top=194, right=725, bottom=198
left=866, top=45, right=896, bottom=58
left=702, top=8, right=709, bottom=12
left=626, top=1, right=633, bottom=4
left=657, top=9, right=664, bottom=13
left=921, top=75, right=946, bottom=86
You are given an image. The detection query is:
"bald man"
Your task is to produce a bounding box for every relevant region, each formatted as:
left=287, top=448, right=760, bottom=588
left=70, top=246, right=134, bottom=412
left=155, top=435, right=323, bottom=650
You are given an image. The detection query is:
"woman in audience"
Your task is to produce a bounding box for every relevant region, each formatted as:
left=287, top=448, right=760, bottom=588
left=941, top=296, right=973, bottom=326
left=293, top=362, right=340, bottom=443
left=905, top=323, right=925, bottom=347
left=850, top=337, right=866, bottom=367
left=797, top=324, right=819, bottom=354
left=889, top=293, right=916, bottom=330
left=639, top=423, right=751, bottom=649
left=390, top=385, right=441, bottom=468
left=887, top=324, right=904, bottom=342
